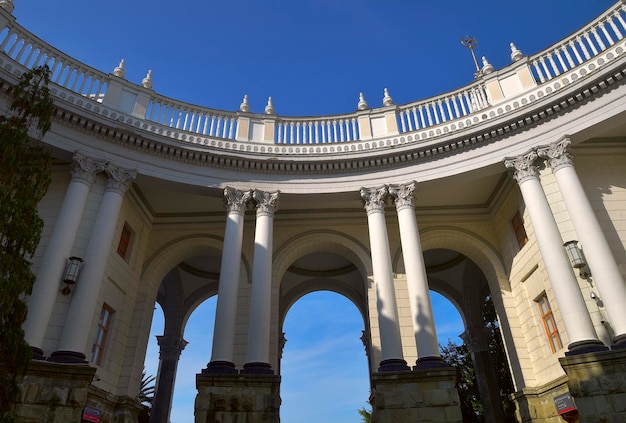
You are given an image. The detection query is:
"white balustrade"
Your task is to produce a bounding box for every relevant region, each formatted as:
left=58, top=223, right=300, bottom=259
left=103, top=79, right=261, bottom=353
left=275, top=115, right=360, bottom=144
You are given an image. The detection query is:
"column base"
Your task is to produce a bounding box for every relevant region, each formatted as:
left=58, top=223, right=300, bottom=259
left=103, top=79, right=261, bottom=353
left=414, top=355, right=449, bottom=370
left=371, top=366, right=461, bottom=422
left=611, top=333, right=626, bottom=349
left=560, top=348, right=626, bottom=421
left=377, top=358, right=410, bottom=372
left=30, top=346, right=45, bottom=360
left=48, top=350, right=88, bottom=364
left=241, top=362, right=274, bottom=374
left=195, top=372, right=281, bottom=423
left=565, top=339, right=608, bottom=356
left=202, top=360, right=239, bottom=374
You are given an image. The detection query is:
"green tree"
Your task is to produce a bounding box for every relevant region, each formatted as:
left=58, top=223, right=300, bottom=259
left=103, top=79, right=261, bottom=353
left=0, top=65, right=54, bottom=420
left=440, top=295, right=516, bottom=422
left=357, top=405, right=371, bottom=423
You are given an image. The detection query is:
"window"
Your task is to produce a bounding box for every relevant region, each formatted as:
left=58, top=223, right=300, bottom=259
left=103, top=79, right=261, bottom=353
left=116, top=222, right=134, bottom=261
left=512, top=211, right=528, bottom=249
left=536, top=294, right=563, bottom=353
left=91, top=303, right=115, bottom=365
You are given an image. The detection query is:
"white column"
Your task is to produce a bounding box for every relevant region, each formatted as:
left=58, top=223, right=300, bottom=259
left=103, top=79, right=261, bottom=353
left=205, top=187, right=251, bottom=373
left=243, top=189, right=279, bottom=374
left=23, top=153, right=105, bottom=358
left=50, top=163, right=136, bottom=362
left=538, top=138, right=626, bottom=346
left=505, top=152, right=604, bottom=353
left=360, top=186, right=409, bottom=372
left=389, top=182, right=445, bottom=368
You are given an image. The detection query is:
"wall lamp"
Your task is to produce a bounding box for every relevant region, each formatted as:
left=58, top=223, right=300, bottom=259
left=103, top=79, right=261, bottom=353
left=563, top=241, right=591, bottom=279
left=61, top=256, right=84, bottom=295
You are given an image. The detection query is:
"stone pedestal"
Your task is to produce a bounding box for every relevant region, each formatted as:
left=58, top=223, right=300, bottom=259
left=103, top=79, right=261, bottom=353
left=195, top=372, right=281, bottom=423
left=13, top=360, right=96, bottom=422
left=511, top=375, right=570, bottom=422
left=370, top=367, right=461, bottom=423
left=560, top=348, right=626, bottom=422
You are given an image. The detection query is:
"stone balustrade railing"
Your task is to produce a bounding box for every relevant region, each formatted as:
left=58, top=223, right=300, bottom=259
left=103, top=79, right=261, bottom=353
left=0, top=1, right=624, bottom=152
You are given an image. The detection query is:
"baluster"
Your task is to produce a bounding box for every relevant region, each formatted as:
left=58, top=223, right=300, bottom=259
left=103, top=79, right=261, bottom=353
left=539, top=57, right=553, bottom=80
left=592, top=26, right=607, bottom=50
left=608, top=15, right=623, bottom=39
left=182, top=110, right=190, bottom=130
left=613, top=10, right=626, bottom=33
left=438, top=100, right=446, bottom=123
left=203, top=114, right=210, bottom=135
left=228, top=118, right=234, bottom=139
left=445, top=98, right=454, bottom=121
left=157, top=102, right=166, bottom=124
left=93, top=79, right=105, bottom=100
left=426, top=104, right=434, bottom=126
left=332, top=120, right=338, bottom=142
left=411, top=107, right=418, bottom=129
left=400, top=111, right=407, bottom=132
left=23, top=44, right=38, bottom=67
left=547, top=53, right=560, bottom=76
left=532, top=60, right=545, bottom=83
left=314, top=122, right=319, bottom=143
left=576, top=36, right=591, bottom=60
left=209, top=115, right=216, bottom=136
left=53, top=63, right=66, bottom=84
left=458, top=93, right=468, bottom=116
left=405, top=110, right=413, bottom=132
left=469, top=90, right=479, bottom=112
left=14, top=40, right=30, bottom=62
left=339, top=120, right=345, bottom=141
left=31, top=48, right=47, bottom=68
left=196, top=114, right=203, bottom=133
left=431, top=102, right=439, bottom=125
left=555, top=49, right=568, bottom=72
left=599, top=21, right=614, bottom=45
left=7, top=37, right=22, bottom=57
left=77, top=72, right=89, bottom=94
left=295, top=122, right=300, bottom=144
left=222, top=117, right=229, bottom=138
left=562, top=45, right=575, bottom=68
left=308, top=122, right=314, bottom=143
left=49, top=60, right=62, bottom=82
left=584, top=31, right=599, bottom=55
left=418, top=105, right=426, bottom=127
left=70, top=70, right=82, bottom=91
left=351, top=118, right=357, bottom=140
left=479, top=86, right=489, bottom=108
left=323, top=121, right=329, bottom=143
left=0, top=29, right=15, bottom=51
left=175, top=109, right=183, bottom=129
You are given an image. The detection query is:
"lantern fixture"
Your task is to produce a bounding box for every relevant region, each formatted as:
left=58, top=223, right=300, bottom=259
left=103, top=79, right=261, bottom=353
left=563, top=241, right=590, bottom=278
left=61, top=256, right=83, bottom=295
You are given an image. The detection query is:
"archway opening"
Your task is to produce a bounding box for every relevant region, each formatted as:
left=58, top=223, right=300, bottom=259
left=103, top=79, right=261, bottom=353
left=280, top=291, right=369, bottom=423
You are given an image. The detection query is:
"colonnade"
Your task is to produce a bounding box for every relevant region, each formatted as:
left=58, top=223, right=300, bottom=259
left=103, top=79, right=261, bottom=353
left=505, top=137, right=626, bottom=352
left=23, top=152, right=136, bottom=362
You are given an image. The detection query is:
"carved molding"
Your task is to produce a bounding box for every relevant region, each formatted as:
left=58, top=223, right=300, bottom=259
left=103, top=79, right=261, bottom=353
left=360, top=186, right=388, bottom=215
left=224, top=186, right=252, bottom=214
left=504, top=150, right=539, bottom=184
left=253, top=189, right=280, bottom=217
left=537, top=137, right=574, bottom=172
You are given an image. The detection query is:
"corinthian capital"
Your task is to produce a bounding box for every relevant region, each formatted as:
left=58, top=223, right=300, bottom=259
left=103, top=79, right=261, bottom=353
left=253, top=189, right=280, bottom=216
left=156, top=335, right=188, bottom=360
left=104, top=162, right=137, bottom=194
left=224, top=187, right=252, bottom=214
left=360, top=186, right=388, bottom=215
left=537, top=138, right=574, bottom=172
left=71, top=152, right=106, bottom=185
left=504, top=150, right=539, bottom=184
left=389, top=182, right=417, bottom=211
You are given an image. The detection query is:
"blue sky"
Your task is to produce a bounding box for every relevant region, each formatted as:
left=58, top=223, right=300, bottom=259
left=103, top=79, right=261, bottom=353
left=15, top=1, right=616, bottom=421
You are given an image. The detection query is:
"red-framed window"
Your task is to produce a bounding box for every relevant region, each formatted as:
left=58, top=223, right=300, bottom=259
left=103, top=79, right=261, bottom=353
left=91, top=303, right=115, bottom=365
left=116, top=222, right=133, bottom=261
left=536, top=294, right=563, bottom=353
left=512, top=211, right=528, bottom=249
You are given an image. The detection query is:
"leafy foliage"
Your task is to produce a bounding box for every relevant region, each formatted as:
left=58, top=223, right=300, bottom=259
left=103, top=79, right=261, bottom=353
left=357, top=405, right=371, bottom=423
left=440, top=295, right=516, bottom=422
left=137, top=368, right=156, bottom=406
left=0, top=65, right=53, bottom=420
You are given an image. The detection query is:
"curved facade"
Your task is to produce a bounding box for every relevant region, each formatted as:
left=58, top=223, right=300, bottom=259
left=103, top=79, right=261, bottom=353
left=4, top=1, right=626, bottom=422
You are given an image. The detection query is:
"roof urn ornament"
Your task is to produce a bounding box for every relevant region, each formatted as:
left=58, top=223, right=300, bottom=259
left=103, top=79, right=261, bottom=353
left=113, top=59, right=126, bottom=78
left=357, top=93, right=369, bottom=110
left=265, top=97, right=275, bottom=114
left=382, top=88, right=394, bottom=106
left=141, top=70, right=153, bottom=89
left=240, top=94, right=250, bottom=112
left=510, top=42, right=524, bottom=62
left=481, top=56, right=494, bottom=75
left=0, top=0, right=14, bottom=13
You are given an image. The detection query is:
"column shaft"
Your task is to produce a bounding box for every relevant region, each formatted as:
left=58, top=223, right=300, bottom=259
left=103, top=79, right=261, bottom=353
left=23, top=154, right=104, bottom=355
left=505, top=153, right=603, bottom=353
left=206, top=188, right=251, bottom=373
left=51, top=164, right=136, bottom=362
left=390, top=183, right=442, bottom=366
left=244, top=190, right=279, bottom=374
left=361, top=187, right=408, bottom=372
left=150, top=335, right=187, bottom=423
left=539, top=139, right=626, bottom=342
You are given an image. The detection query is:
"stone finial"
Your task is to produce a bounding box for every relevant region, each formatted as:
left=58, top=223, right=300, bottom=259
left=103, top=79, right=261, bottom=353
left=357, top=93, right=369, bottom=110
left=382, top=88, right=394, bottom=106
left=265, top=97, right=275, bottom=114
left=142, top=70, right=153, bottom=89
left=481, top=56, right=494, bottom=75
left=113, top=59, right=126, bottom=78
left=510, top=42, right=524, bottom=62
left=240, top=94, right=250, bottom=112
left=0, top=0, right=14, bottom=13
